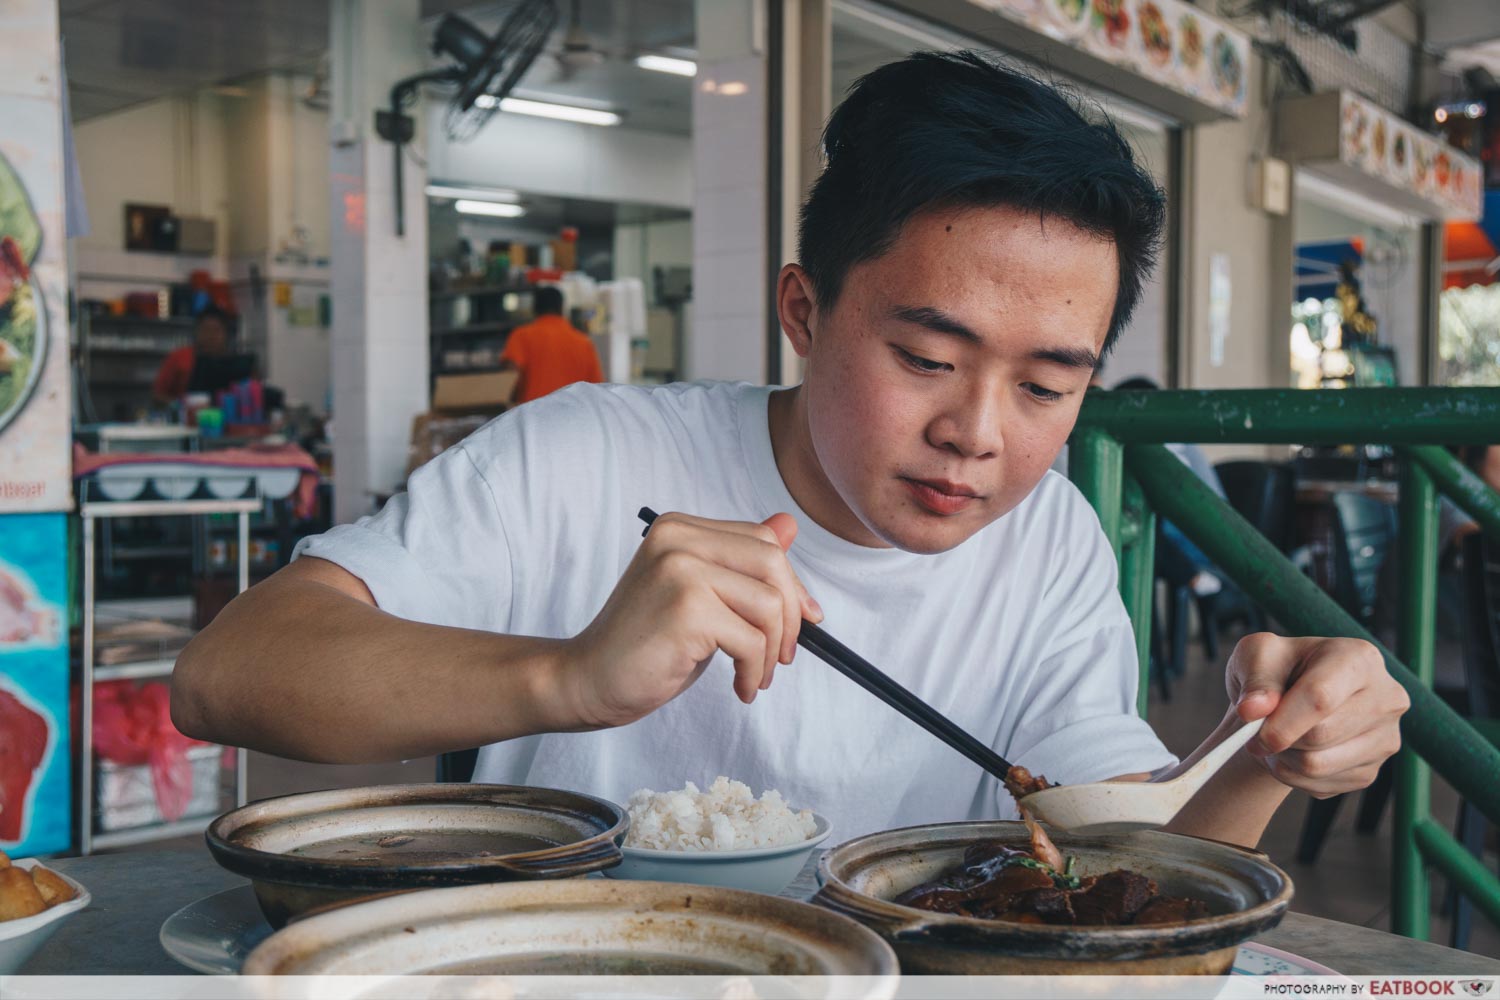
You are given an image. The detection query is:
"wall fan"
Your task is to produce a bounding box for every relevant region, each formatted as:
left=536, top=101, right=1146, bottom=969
left=376, top=2, right=558, bottom=235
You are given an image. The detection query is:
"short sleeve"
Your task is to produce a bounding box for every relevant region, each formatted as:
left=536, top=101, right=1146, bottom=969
left=293, top=441, right=514, bottom=633
left=1002, top=493, right=1177, bottom=788
left=499, top=325, right=529, bottom=369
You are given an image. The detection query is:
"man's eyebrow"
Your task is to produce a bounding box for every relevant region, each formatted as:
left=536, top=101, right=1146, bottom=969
left=890, top=305, right=980, bottom=343
left=891, top=305, right=1099, bottom=370
left=1031, top=345, right=1101, bottom=370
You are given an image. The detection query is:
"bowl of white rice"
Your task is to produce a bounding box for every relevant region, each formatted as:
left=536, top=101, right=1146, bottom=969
left=605, top=777, right=832, bottom=895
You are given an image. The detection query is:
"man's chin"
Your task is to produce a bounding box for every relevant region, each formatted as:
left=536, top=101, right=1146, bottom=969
left=867, top=512, right=986, bottom=555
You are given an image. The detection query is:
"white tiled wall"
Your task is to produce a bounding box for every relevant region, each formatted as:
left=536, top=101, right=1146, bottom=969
left=690, top=54, right=769, bottom=384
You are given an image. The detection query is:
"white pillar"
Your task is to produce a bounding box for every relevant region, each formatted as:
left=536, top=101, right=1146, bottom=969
left=690, top=0, right=768, bottom=383
left=690, top=0, right=829, bottom=386
left=328, top=0, right=429, bottom=524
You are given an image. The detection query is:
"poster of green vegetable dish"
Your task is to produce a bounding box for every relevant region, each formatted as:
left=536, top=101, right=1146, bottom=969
left=0, top=151, right=45, bottom=435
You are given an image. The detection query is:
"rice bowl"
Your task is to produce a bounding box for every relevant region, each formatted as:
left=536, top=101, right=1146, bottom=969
left=609, top=778, right=830, bottom=893
left=623, top=777, right=819, bottom=852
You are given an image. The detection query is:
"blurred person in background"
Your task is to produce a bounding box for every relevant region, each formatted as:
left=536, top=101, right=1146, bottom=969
left=499, top=285, right=604, bottom=405
left=152, top=307, right=232, bottom=406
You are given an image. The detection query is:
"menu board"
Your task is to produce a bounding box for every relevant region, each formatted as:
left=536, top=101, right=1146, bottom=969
left=0, top=0, right=71, bottom=513
left=1338, top=91, right=1482, bottom=221
left=969, top=0, right=1251, bottom=118
left=1278, top=90, right=1482, bottom=222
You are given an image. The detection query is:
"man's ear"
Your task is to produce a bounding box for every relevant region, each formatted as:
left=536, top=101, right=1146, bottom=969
left=776, top=264, right=817, bottom=358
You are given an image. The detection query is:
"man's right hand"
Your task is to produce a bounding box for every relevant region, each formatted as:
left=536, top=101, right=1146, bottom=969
left=562, top=511, right=823, bottom=730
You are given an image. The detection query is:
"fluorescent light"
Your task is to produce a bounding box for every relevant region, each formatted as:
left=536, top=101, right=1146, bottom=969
left=635, top=54, right=697, bottom=76
left=454, top=199, right=527, bottom=218
left=425, top=184, right=520, bottom=203
left=475, top=94, right=621, bottom=126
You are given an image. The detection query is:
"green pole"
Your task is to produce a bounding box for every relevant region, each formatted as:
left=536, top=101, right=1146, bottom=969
left=1393, top=460, right=1437, bottom=940
left=1070, top=428, right=1124, bottom=563
left=1078, top=388, right=1500, bottom=445
left=1122, top=443, right=1500, bottom=826
left=1119, top=475, right=1157, bottom=719
left=1403, top=444, right=1500, bottom=541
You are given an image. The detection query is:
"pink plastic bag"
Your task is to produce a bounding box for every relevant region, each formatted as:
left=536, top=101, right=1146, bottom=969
left=93, top=680, right=206, bottom=822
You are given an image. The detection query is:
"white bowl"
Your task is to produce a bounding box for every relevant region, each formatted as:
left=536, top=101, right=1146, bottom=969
left=0, top=860, right=91, bottom=974
left=604, top=813, right=833, bottom=895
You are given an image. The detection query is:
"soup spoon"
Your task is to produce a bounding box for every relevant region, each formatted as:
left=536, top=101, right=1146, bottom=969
left=1017, top=717, right=1265, bottom=835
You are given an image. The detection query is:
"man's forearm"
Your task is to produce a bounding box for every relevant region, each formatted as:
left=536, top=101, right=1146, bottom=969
left=1163, top=743, right=1290, bottom=848
left=171, top=573, right=582, bottom=764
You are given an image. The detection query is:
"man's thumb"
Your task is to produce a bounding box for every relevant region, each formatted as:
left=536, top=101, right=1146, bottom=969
left=762, top=512, right=798, bottom=552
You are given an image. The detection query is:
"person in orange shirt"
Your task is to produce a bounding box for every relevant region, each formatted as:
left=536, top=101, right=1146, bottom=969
left=499, top=286, right=604, bottom=405
left=152, top=307, right=231, bottom=405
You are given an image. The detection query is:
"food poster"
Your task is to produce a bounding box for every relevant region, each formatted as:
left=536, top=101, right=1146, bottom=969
left=0, top=513, right=70, bottom=856
left=1339, top=91, right=1482, bottom=220
left=971, top=0, right=1250, bottom=118
left=0, top=0, right=72, bottom=513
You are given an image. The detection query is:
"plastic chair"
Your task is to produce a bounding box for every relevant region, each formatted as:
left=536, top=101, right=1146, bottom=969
left=1451, top=532, right=1500, bottom=950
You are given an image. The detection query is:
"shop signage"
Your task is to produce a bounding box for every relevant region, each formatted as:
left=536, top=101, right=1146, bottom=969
left=969, top=0, right=1250, bottom=118
left=1277, top=90, right=1483, bottom=222
left=0, top=1, right=71, bottom=513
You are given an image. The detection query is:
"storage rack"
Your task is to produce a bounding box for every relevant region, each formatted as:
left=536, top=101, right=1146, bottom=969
left=79, top=313, right=195, bottom=423
left=78, top=482, right=260, bottom=853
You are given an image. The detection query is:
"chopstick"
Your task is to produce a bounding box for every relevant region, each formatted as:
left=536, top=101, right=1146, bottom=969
left=636, top=507, right=1014, bottom=782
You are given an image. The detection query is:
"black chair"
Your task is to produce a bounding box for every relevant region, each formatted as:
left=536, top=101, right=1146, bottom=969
left=1450, top=532, right=1500, bottom=950
left=437, top=747, right=480, bottom=783
left=1296, top=491, right=1399, bottom=865
left=1216, top=460, right=1297, bottom=555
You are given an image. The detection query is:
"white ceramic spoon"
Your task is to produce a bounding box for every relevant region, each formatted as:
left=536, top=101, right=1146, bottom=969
left=1017, top=717, right=1265, bottom=835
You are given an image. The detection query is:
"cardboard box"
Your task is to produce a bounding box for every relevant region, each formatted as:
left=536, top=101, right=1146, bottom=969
left=431, top=370, right=518, bottom=413
left=408, top=411, right=491, bottom=476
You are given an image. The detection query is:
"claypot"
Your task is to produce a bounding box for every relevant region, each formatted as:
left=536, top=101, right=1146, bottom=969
left=242, top=878, right=901, bottom=993
left=206, top=783, right=627, bottom=927
left=814, top=821, right=1292, bottom=975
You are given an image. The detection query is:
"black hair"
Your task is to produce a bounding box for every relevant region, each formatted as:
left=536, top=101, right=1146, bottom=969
left=195, top=305, right=234, bottom=334
left=533, top=285, right=564, bottom=315
left=1113, top=376, right=1160, bottom=391
left=797, top=50, right=1166, bottom=353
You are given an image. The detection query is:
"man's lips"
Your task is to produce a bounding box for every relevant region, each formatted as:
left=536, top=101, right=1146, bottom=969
left=901, top=477, right=983, bottom=515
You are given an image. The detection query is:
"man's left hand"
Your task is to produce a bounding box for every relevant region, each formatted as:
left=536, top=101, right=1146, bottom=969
left=1226, top=633, right=1410, bottom=799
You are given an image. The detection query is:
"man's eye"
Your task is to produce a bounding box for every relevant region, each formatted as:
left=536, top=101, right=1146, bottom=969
left=1023, top=382, right=1063, bottom=402
left=897, top=348, right=948, bottom=373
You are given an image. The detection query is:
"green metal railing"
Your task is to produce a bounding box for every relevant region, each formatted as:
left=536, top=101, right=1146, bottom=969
left=1069, top=387, right=1500, bottom=940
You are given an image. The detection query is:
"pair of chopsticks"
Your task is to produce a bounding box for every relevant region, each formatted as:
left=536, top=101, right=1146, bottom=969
left=636, top=507, right=1014, bottom=783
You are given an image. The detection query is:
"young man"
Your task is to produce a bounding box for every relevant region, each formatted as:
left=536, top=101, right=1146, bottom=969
left=173, top=53, right=1407, bottom=848
left=499, top=285, right=605, bottom=405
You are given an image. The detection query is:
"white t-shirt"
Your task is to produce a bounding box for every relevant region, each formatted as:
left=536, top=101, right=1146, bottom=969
left=296, top=380, right=1174, bottom=839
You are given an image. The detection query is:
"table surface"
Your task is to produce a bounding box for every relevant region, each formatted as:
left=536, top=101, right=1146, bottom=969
left=27, top=847, right=1500, bottom=976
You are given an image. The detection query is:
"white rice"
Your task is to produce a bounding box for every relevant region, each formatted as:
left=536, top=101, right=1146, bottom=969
left=623, top=776, right=818, bottom=852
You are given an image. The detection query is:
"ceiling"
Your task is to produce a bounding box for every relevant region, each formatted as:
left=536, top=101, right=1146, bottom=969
left=61, top=0, right=695, bottom=128
left=57, top=0, right=1500, bottom=129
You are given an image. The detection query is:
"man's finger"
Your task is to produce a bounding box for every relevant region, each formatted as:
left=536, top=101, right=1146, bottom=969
left=1251, top=651, right=1366, bottom=756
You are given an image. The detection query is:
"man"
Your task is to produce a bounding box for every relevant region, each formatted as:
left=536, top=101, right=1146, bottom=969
left=174, top=53, right=1407, bottom=848
left=499, top=285, right=604, bottom=405
left=152, top=307, right=231, bottom=405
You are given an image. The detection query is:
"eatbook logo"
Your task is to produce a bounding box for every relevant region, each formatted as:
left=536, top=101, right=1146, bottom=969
left=1462, top=982, right=1493, bottom=998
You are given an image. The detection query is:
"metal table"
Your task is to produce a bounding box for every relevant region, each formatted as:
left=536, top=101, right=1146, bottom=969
left=26, top=847, right=1500, bottom=975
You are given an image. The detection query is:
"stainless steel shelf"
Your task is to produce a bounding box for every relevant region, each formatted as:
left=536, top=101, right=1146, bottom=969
left=93, top=658, right=178, bottom=683
left=81, top=497, right=264, bottom=519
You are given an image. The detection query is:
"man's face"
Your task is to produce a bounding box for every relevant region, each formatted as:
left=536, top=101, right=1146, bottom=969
left=788, top=204, right=1117, bottom=553
left=196, top=318, right=229, bottom=356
